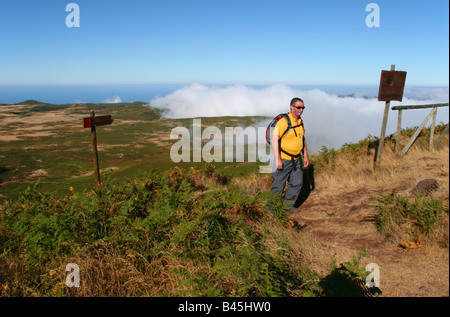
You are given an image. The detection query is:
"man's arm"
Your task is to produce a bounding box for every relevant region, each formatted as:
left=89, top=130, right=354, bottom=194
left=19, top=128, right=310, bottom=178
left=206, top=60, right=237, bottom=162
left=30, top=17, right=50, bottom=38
left=303, top=138, right=309, bottom=168
left=271, top=134, right=283, bottom=170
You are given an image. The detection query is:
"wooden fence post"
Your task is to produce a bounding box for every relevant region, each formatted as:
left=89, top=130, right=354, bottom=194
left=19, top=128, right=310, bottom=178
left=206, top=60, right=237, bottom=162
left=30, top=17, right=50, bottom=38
left=375, top=64, right=396, bottom=168
left=400, top=107, right=437, bottom=157
left=391, top=103, right=449, bottom=156
left=434, top=123, right=449, bottom=150
left=395, top=109, right=402, bottom=155
left=90, top=111, right=101, bottom=186
left=429, top=107, right=437, bottom=151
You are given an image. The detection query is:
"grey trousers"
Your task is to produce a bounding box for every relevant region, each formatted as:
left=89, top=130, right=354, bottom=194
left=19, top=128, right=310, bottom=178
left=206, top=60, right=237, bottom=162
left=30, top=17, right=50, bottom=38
left=271, top=158, right=303, bottom=207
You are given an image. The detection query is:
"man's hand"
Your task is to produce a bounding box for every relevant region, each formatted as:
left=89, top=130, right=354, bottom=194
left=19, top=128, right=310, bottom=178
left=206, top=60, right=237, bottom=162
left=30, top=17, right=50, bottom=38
left=303, top=156, right=309, bottom=168
left=276, top=159, right=283, bottom=170
left=303, top=140, right=309, bottom=168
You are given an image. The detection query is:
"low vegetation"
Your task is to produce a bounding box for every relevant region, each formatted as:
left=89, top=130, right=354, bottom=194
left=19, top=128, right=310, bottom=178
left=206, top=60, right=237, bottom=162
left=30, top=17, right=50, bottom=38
left=372, top=190, right=448, bottom=248
left=1, top=160, right=385, bottom=296
left=0, top=166, right=318, bottom=296
left=0, top=101, right=448, bottom=297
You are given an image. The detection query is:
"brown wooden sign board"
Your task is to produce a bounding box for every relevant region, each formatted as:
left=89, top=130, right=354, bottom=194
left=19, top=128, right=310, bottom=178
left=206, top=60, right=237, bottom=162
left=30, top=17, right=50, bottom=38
left=378, top=70, right=407, bottom=102
left=83, top=111, right=114, bottom=186
left=83, top=115, right=114, bottom=128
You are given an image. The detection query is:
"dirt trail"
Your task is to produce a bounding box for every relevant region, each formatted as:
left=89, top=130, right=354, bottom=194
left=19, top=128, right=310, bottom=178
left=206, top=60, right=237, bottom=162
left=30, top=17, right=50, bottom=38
left=290, top=147, right=449, bottom=297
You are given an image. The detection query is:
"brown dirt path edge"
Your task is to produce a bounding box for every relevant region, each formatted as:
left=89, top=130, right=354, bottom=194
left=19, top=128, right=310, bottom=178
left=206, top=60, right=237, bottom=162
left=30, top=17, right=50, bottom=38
left=289, top=146, right=449, bottom=297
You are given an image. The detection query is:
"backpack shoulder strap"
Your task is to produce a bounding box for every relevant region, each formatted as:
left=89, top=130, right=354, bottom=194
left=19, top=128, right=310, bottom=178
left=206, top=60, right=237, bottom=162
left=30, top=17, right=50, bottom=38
left=279, top=113, right=291, bottom=138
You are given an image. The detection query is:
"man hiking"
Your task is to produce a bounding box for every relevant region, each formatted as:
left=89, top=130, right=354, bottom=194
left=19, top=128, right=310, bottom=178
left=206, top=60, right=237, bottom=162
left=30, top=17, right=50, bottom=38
left=270, top=97, right=309, bottom=214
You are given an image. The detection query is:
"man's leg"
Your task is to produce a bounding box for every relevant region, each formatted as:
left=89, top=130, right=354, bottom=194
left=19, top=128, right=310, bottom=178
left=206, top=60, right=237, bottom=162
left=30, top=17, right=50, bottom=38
left=284, top=159, right=303, bottom=210
left=269, top=159, right=293, bottom=213
left=271, top=159, right=293, bottom=196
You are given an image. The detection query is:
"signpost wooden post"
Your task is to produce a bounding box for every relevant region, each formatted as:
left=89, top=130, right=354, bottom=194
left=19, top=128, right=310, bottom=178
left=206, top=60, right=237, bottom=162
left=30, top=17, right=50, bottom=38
left=375, top=65, right=407, bottom=169
left=83, top=111, right=114, bottom=185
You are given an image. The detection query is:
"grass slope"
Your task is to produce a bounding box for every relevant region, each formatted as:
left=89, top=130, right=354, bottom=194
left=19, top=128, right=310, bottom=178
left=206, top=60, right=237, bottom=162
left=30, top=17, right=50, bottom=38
left=0, top=101, right=448, bottom=297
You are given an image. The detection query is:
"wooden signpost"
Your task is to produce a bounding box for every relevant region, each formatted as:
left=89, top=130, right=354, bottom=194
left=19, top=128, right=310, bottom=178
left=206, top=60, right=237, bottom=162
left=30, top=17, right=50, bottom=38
left=83, top=111, right=114, bottom=185
left=374, top=65, right=407, bottom=169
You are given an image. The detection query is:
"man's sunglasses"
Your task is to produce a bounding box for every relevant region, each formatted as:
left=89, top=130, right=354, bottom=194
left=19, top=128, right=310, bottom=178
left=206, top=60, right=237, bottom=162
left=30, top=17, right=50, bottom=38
left=292, top=105, right=305, bottom=110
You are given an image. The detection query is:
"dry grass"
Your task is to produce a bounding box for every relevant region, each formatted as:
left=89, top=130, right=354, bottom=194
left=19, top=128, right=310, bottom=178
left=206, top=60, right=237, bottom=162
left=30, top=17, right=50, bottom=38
left=289, top=134, right=449, bottom=297
left=315, top=145, right=448, bottom=196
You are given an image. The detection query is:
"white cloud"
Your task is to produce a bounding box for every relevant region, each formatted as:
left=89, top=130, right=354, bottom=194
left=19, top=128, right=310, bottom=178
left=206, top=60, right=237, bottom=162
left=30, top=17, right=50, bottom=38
left=150, top=84, right=449, bottom=153
left=103, top=95, right=122, bottom=103
left=403, top=87, right=449, bottom=101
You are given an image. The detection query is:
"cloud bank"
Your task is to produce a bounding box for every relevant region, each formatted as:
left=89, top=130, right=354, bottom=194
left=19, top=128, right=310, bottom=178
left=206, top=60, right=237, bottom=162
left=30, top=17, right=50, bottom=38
left=103, top=95, right=122, bottom=103
left=150, top=84, right=449, bottom=153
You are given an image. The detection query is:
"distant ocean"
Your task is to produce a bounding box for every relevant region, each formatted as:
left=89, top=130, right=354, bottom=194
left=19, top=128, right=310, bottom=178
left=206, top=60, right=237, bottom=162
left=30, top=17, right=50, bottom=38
left=1, top=83, right=447, bottom=105
left=0, top=84, right=188, bottom=105
left=0, top=84, right=393, bottom=105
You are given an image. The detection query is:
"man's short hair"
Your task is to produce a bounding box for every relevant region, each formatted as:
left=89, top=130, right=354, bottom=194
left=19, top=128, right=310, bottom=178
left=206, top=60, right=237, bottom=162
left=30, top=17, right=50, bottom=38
left=290, top=97, right=304, bottom=106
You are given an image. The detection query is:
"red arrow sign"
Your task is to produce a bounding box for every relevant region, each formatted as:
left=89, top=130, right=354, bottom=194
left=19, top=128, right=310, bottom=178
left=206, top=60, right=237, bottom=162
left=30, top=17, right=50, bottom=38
left=83, top=115, right=114, bottom=128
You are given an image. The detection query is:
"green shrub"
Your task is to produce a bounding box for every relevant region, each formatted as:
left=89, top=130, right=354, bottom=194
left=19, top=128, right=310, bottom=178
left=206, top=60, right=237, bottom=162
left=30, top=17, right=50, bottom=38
left=372, top=190, right=445, bottom=239
left=0, top=166, right=316, bottom=297
left=312, top=146, right=339, bottom=170
left=341, top=135, right=378, bottom=157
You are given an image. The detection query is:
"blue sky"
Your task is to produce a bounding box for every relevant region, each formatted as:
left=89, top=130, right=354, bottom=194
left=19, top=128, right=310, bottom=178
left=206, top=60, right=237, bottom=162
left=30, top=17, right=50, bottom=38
left=0, top=0, right=448, bottom=86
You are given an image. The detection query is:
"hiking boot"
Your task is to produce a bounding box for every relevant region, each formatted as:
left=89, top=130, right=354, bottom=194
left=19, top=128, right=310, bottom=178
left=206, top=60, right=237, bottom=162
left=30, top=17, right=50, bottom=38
left=287, top=206, right=299, bottom=214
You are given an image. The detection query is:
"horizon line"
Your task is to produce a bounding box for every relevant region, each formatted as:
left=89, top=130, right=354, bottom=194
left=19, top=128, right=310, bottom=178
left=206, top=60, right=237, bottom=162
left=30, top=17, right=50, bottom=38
left=0, top=82, right=448, bottom=88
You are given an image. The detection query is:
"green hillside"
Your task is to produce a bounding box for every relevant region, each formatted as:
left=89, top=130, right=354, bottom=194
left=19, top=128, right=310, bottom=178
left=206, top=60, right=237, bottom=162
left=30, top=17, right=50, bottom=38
left=0, top=101, right=448, bottom=297
left=0, top=101, right=262, bottom=200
